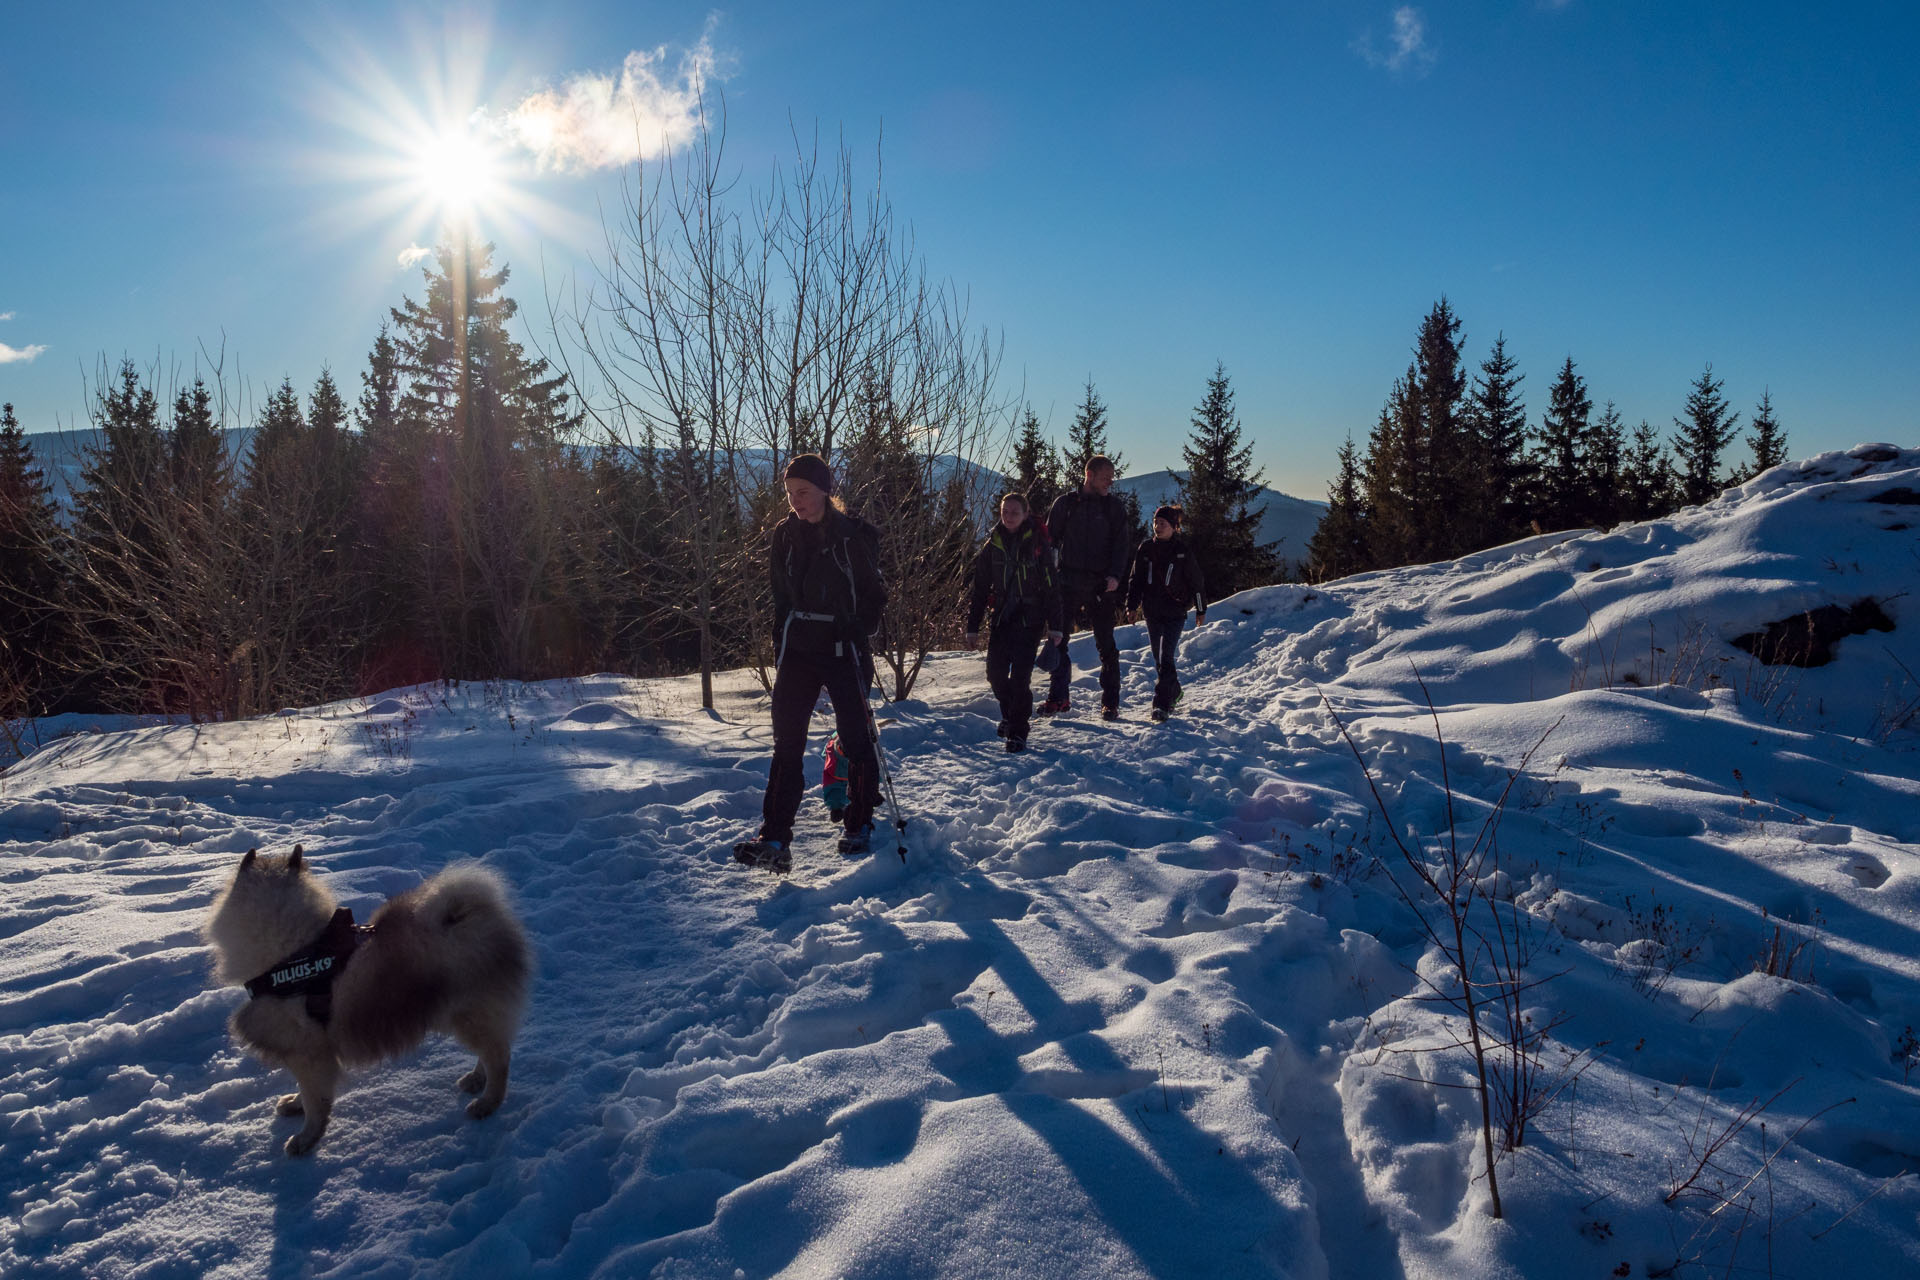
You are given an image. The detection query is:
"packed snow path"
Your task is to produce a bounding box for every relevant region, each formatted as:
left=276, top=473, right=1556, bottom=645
left=5, top=445, right=1920, bottom=1279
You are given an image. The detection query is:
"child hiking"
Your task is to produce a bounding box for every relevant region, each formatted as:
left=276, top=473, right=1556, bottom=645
left=733, top=454, right=887, bottom=875
left=1126, top=504, right=1206, bottom=722
left=966, top=493, right=1064, bottom=753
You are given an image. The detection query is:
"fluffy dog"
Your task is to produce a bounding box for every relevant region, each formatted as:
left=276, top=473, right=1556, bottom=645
left=204, top=845, right=531, bottom=1155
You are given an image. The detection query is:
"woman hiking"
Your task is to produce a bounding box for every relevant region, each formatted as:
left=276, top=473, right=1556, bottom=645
left=732, top=455, right=886, bottom=874
left=1125, top=504, right=1206, bottom=722
left=965, top=492, right=1064, bottom=753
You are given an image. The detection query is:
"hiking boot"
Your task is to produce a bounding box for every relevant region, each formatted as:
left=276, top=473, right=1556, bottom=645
left=1101, top=706, right=1120, bottom=722
left=837, top=824, right=874, bottom=856
left=1150, top=706, right=1169, bottom=723
left=1038, top=697, right=1070, bottom=716
left=1004, top=737, right=1028, bottom=754
left=996, top=719, right=1010, bottom=738
left=732, top=838, right=791, bottom=875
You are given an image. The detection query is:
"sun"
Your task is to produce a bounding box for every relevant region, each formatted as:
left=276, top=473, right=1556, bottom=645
left=288, top=21, right=591, bottom=258
left=411, top=124, right=501, bottom=222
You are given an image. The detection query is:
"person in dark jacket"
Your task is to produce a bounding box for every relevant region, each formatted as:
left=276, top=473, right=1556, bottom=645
left=966, top=493, right=1065, bottom=752
left=733, top=454, right=886, bottom=872
left=1126, top=504, right=1207, bottom=722
left=1043, top=455, right=1133, bottom=720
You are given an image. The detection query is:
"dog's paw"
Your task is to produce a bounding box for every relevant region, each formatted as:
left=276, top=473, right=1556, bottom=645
left=466, top=1096, right=500, bottom=1120
left=457, top=1068, right=486, bottom=1094
left=285, top=1131, right=322, bottom=1157
left=276, top=1093, right=305, bottom=1116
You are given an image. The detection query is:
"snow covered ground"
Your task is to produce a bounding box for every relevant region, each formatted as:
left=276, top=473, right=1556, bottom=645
left=4, top=444, right=1918, bottom=1279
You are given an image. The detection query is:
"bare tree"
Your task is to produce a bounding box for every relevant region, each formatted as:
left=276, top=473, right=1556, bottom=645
left=561, top=101, right=1012, bottom=707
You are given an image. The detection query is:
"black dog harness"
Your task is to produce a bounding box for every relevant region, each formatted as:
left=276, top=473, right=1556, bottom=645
left=243, top=908, right=372, bottom=1025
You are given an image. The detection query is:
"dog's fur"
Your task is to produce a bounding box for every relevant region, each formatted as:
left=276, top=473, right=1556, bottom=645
left=203, top=845, right=531, bottom=1156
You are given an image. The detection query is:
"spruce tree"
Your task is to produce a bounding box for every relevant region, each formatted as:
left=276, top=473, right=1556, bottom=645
left=1059, top=378, right=1123, bottom=480
left=1008, top=407, right=1061, bottom=516
left=0, top=403, right=66, bottom=713
left=1585, top=400, right=1626, bottom=528
left=1306, top=434, right=1370, bottom=581
left=1058, top=377, right=1139, bottom=531
left=385, top=236, right=583, bottom=677
left=1620, top=419, right=1676, bottom=522
left=357, top=325, right=402, bottom=445
left=1530, top=357, right=1592, bottom=532
left=1361, top=378, right=1418, bottom=567
left=74, top=360, right=166, bottom=566
left=1411, top=298, right=1471, bottom=557
left=244, top=378, right=306, bottom=497
left=1736, top=390, right=1788, bottom=482
left=69, top=361, right=168, bottom=709
left=1672, top=363, right=1740, bottom=506
left=168, top=377, right=228, bottom=505
left=1466, top=333, right=1530, bottom=545
left=1177, top=362, right=1279, bottom=598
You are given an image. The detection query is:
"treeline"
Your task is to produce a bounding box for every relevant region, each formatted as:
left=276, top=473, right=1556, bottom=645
left=0, top=249, right=1009, bottom=721
left=0, top=244, right=649, bottom=721
left=1306, top=298, right=1789, bottom=580
left=0, top=125, right=1022, bottom=721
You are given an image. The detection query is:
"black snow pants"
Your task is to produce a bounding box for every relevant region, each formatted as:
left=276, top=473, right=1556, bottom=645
left=986, top=621, right=1042, bottom=742
left=1145, top=612, right=1185, bottom=710
left=761, top=647, right=878, bottom=844
left=1049, top=585, right=1120, bottom=710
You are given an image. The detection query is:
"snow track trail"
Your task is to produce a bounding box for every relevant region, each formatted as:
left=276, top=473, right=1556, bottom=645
left=7, top=447, right=1920, bottom=1278
left=1, top=672, right=1362, bottom=1279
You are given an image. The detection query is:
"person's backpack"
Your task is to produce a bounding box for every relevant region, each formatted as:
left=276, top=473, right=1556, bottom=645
left=821, top=733, right=850, bottom=822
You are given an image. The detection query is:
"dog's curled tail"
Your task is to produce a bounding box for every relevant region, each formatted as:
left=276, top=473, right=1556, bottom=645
left=418, top=862, right=513, bottom=927
left=414, top=863, right=534, bottom=999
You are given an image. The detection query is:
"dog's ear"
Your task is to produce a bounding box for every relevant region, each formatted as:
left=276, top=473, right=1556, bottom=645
left=241, top=848, right=257, bottom=871
left=289, top=845, right=305, bottom=873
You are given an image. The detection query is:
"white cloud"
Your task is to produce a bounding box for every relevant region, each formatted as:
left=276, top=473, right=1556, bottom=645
left=0, top=311, right=14, bottom=321
left=1356, top=6, right=1437, bottom=74
left=0, top=342, right=48, bottom=364
left=397, top=244, right=433, bottom=269
left=493, top=31, right=720, bottom=173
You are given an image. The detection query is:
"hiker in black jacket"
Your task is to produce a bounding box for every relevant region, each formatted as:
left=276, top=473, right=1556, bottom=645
left=966, top=492, right=1065, bottom=752
left=733, top=454, right=886, bottom=873
left=1043, top=455, right=1133, bottom=720
left=1126, top=504, right=1207, bottom=722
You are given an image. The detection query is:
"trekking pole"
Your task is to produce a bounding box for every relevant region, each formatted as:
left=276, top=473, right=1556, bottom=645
left=861, top=665, right=911, bottom=862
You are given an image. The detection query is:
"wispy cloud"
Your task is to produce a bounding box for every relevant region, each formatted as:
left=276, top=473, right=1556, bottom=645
left=0, top=311, right=14, bottom=322
left=0, top=342, right=48, bottom=364
left=492, top=29, right=722, bottom=172
left=397, top=244, right=433, bottom=270
left=1355, top=6, right=1437, bottom=75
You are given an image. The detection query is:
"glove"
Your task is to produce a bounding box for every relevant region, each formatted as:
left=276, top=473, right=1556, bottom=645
left=1046, top=630, right=1064, bottom=644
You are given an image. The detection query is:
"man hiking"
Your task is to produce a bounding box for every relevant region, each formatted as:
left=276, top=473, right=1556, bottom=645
left=733, top=454, right=886, bottom=874
left=1043, top=455, right=1133, bottom=720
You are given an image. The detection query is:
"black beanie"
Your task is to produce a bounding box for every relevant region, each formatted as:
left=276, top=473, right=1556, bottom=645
left=785, top=453, right=834, bottom=494
left=1153, top=504, right=1182, bottom=528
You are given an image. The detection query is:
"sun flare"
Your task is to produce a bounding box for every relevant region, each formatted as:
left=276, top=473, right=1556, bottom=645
left=413, top=126, right=500, bottom=221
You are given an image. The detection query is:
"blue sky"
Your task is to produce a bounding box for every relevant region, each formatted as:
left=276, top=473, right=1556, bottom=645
left=2, top=1, right=1914, bottom=498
